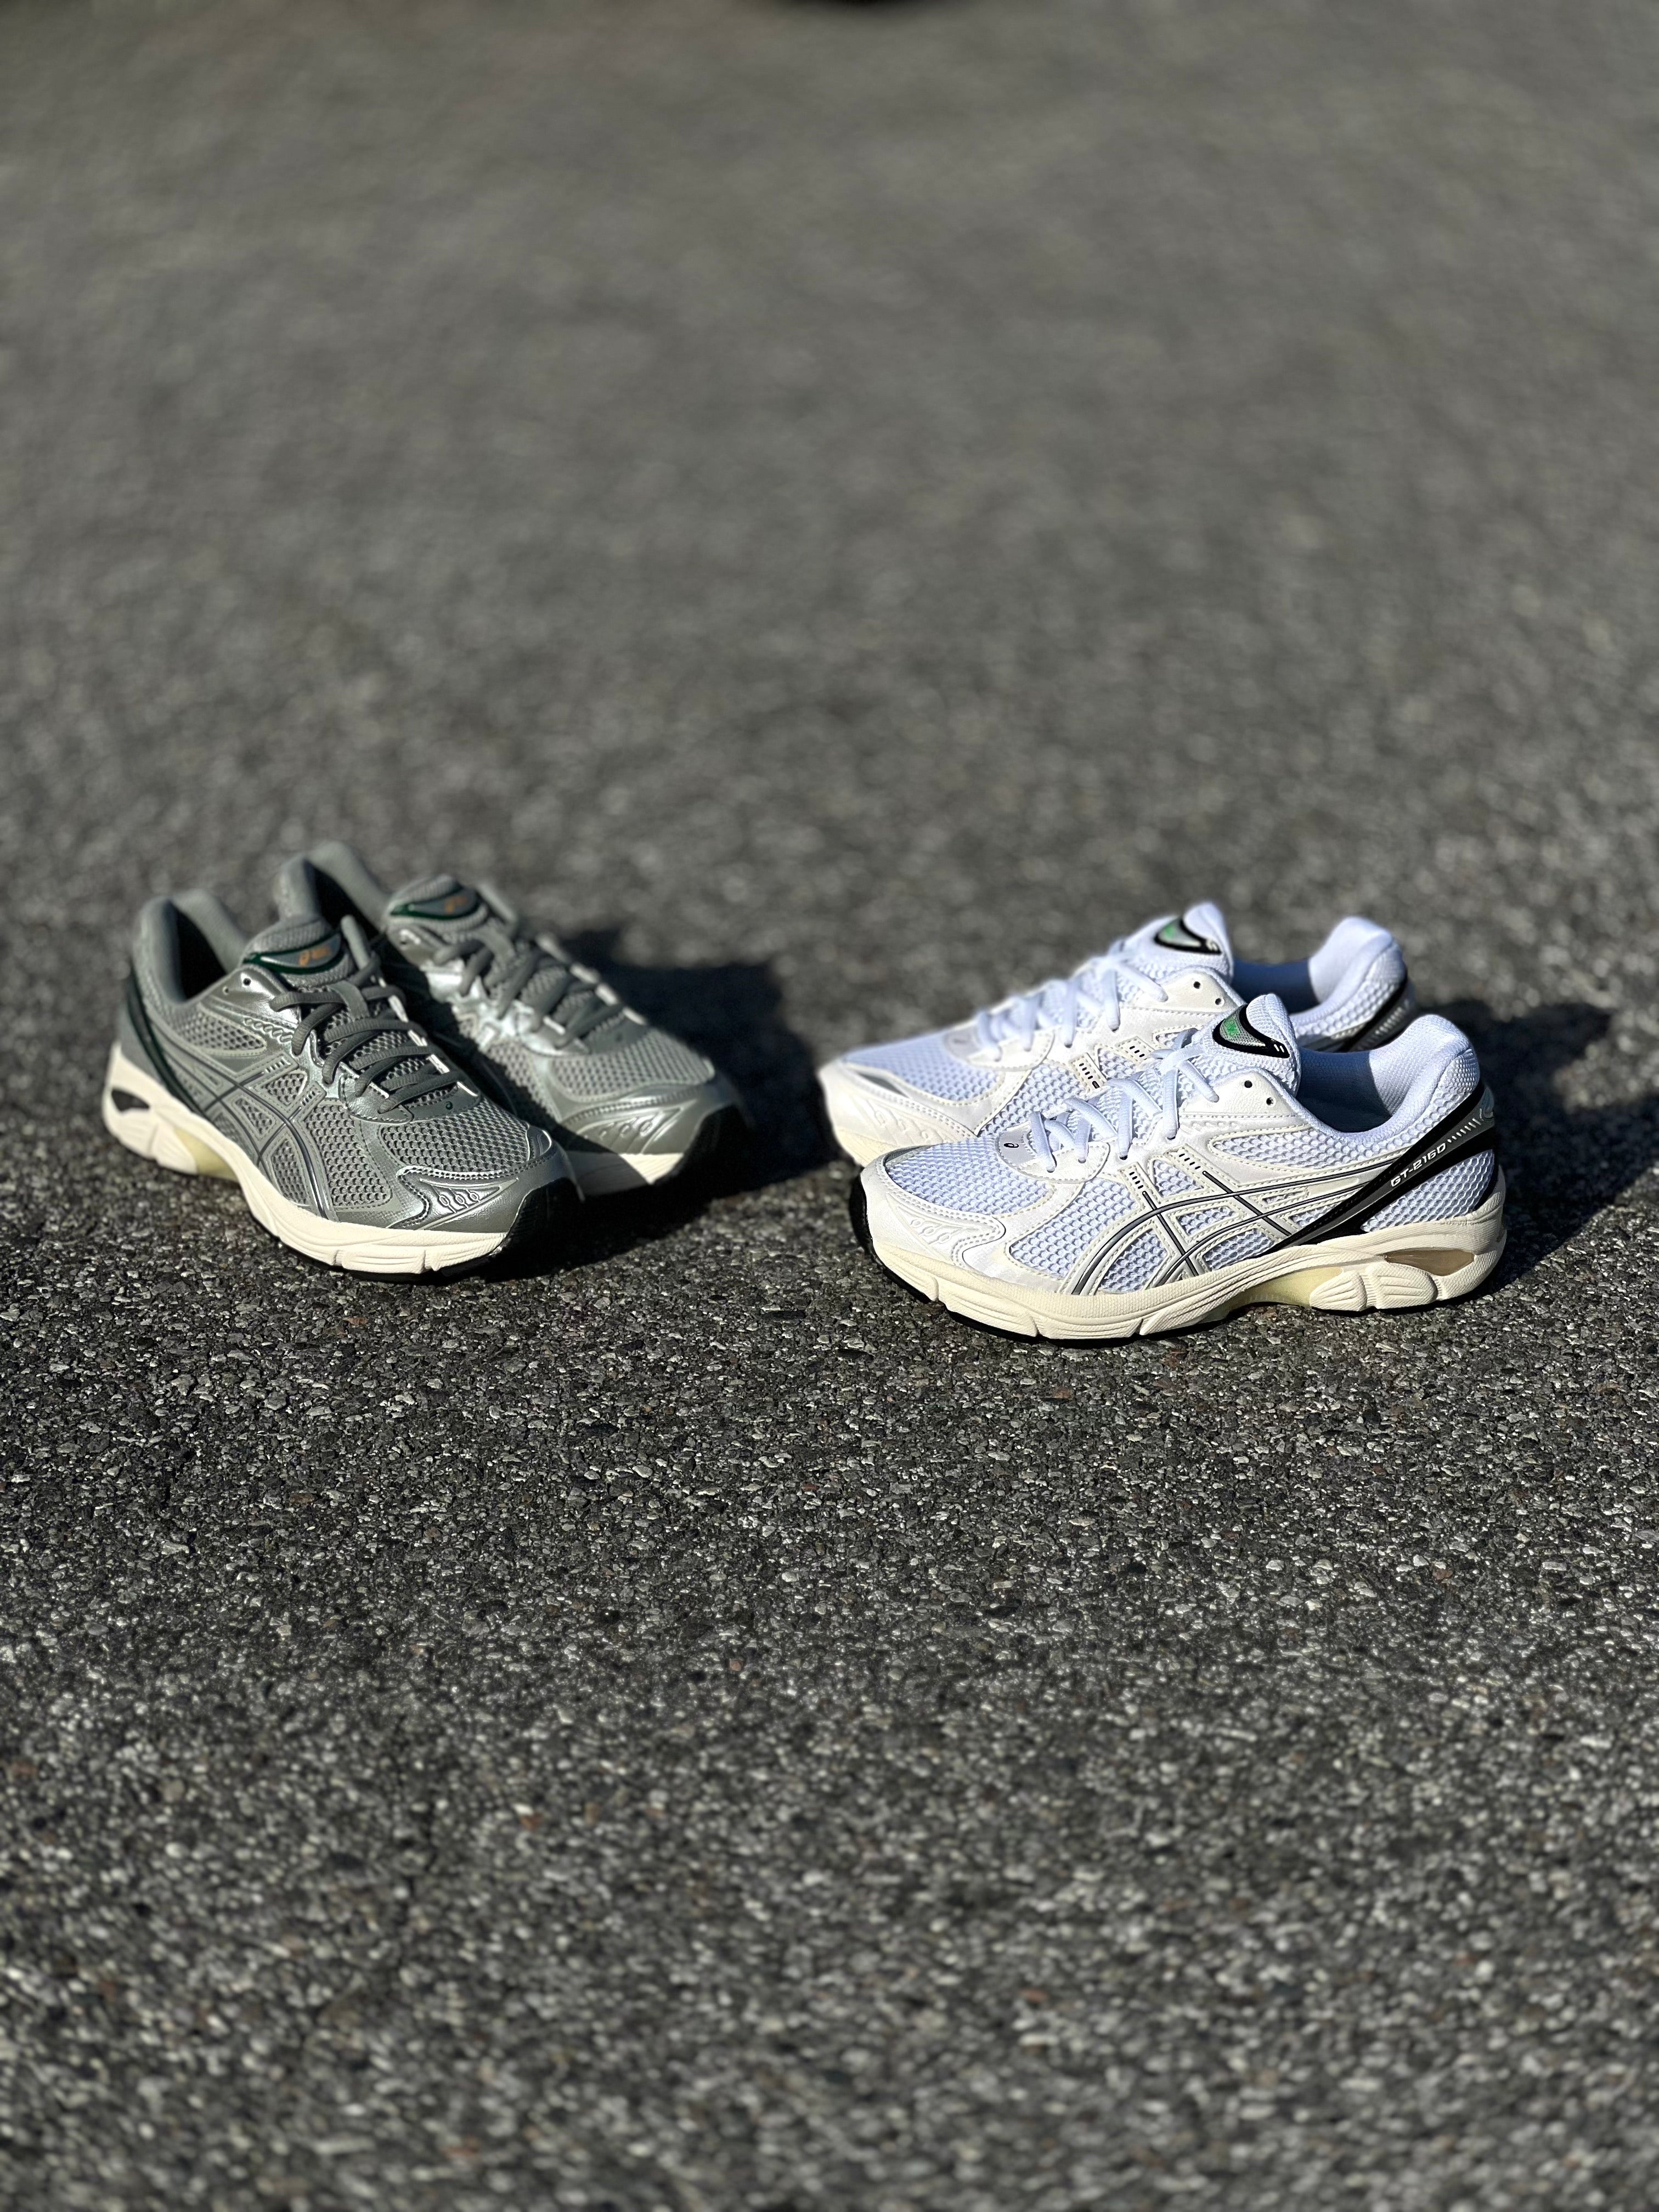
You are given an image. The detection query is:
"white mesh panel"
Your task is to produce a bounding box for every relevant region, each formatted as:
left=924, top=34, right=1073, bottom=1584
left=1175, top=1203, right=1232, bottom=1236
left=886, top=1142, right=1039, bottom=1216
left=846, top=1035, right=1000, bottom=1101
left=1204, top=1226, right=1277, bottom=1268
left=983, top=1065, right=1083, bottom=1136
left=1364, top=1152, right=1495, bottom=1229
left=1100, top=1227, right=1167, bottom=1291
left=1215, top=1127, right=1359, bottom=1169
left=1007, top=1178, right=1136, bottom=1277
left=1152, top=1157, right=1198, bottom=1198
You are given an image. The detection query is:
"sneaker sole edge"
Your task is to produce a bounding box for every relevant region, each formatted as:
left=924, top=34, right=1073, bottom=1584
left=101, top=1044, right=568, bottom=1277
left=857, top=1175, right=1507, bottom=1341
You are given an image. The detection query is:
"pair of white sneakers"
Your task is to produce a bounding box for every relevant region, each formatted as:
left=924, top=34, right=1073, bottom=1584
left=817, top=904, right=1504, bottom=1340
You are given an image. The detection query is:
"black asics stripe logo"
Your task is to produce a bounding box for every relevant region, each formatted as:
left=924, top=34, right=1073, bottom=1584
left=1155, top=917, right=1223, bottom=956
left=1296, top=1086, right=1497, bottom=1245
left=1215, top=1006, right=1291, bottom=1058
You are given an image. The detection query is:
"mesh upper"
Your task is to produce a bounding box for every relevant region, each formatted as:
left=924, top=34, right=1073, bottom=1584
left=885, top=1142, right=1040, bottom=1216
left=1307, top=959, right=1400, bottom=1041
left=983, top=1064, right=1084, bottom=1136
left=846, top=1034, right=1001, bottom=1102
left=1174, top=1203, right=1232, bottom=1236
left=1364, top=1152, right=1494, bottom=1229
left=380, top=1101, right=534, bottom=1177
left=1152, top=1157, right=1198, bottom=1198
left=1215, top=1127, right=1358, bottom=1169
left=167, top=1005, right=266, bottom=1053
left=269, top=1140, right=307, bottom=1206
left=1205, top=1226, right=1277, bottom=1268
left=1007, top=1177, right=1136, bottom=1278
left=1101, top=1227, right=1167, bottom=1291
left=534, top=1025, right=713, bottom=1100
left=303, top=1102, right=393, bottom=1210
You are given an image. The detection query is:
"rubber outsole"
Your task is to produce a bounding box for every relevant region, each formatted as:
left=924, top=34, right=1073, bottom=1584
left=101, top=1043, right=573, bottom=1277
left=853, top=1172, right=1507, bottom=1341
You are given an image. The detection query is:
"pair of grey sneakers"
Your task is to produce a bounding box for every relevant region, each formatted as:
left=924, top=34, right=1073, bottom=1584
left=101, top=844, right=742, bottom=1276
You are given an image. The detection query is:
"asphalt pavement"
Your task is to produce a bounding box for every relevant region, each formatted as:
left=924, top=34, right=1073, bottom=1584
left=4, top=2, right=1659, bottom=2207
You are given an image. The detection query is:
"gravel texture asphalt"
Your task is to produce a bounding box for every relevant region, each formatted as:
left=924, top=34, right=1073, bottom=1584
left=4, top=2, right=1659, bottom=2208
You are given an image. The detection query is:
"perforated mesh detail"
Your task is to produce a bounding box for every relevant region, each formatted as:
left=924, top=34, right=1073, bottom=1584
left=1215, top=1126, right=1359, bottom=1169
left=885, top=1142, right=1040, bottom=1216
left=527, top=1024, right=713, bottom=1100
left=1007, top=1177, right=1137, bottom=1277
left=845, top=1034, right=1000, bottom=1102
left=302, top=1103, right=392, bottom=1211
left=1364, top=1152, right=1494, bottom=1230
left=1301, top=957, right=1402, bottom=1042
left=983, top=1064, right=1084, bottom=1136
left=262, top=1068, right=309, bottom=1107
left=1175, top=1203, right=1232, bottom=1237
left=269, top=1141, right=307, bottom=1206
left=1100, top=1228, right=1167, bottom=1291
left=1204, top=1227, right=1277, bottom=1268
left=380, top=1099, right=533, bottom=1178
left=1152, top=1157, right=1199, bottom=1198
left=167, top=1003, right=265, bottom=1053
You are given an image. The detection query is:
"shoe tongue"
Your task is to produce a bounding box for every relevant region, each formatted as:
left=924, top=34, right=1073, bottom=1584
left=1193, top=992, right=1302, bottom=1091
left=1130, top=901, right=1234, bottom=978
left=242, top=913, right=355, bottom=984
left=386, top=873, right=489, bottom=933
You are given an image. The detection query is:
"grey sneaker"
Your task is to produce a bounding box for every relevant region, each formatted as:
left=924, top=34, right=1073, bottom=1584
left=274, top=844, right=743, bottom=1196
left=103, top=891, right=576, bottom=1275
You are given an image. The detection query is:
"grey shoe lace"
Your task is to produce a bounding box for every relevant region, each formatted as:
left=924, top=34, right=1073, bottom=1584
left=269, top=958, right=458, bottom=1108
left=449, top=919, right=623, bottom=1044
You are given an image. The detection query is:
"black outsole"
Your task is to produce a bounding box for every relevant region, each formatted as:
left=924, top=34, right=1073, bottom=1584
left=431, top=1172, right=581, bottom=1282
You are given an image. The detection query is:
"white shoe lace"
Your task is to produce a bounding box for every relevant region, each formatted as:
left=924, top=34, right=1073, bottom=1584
left=1025, top=1037, right=1220, bottom=1170
left=974, top=947, right=1169, bottom=1056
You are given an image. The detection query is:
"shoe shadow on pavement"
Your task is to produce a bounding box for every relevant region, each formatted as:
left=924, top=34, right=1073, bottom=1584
left=484, top=931, right=834, bottom=1278
left=1437, top=999, right=1659, bottom=1285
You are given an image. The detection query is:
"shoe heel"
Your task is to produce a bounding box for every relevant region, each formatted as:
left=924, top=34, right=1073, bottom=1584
left=101, top=1046, right=235, bottom=1179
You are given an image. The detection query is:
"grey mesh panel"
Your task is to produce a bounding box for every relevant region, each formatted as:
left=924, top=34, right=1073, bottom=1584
left=269, top=1141, right=307, bottom=1205
left=302, top=1103, right=393, bottom=1210
left=167, top=1004, right=266, bottom=1053
left=261, top=1068, right=309, bottom=1107
left=537, top=1025, right=714, bottom=1099
left=380, top=1101, right=533, bottom=1176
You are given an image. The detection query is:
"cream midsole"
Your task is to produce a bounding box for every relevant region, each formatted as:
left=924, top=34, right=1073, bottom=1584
left=101, top=1044, right=512, bottom=1274
left=867, top=1174, right=1507, bottom=1339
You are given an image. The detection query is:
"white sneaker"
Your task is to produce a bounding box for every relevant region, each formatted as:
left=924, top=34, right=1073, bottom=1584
left=818, top=903, right=1414, bottom=1166
left=853, top=995, right=1504, bottom=1340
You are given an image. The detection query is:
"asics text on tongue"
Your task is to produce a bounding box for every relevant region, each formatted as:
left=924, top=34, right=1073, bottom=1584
left=817, top=902, right=1417, bottom=1166
left=851, top=994, right=1503, bottom=1340
left=274, top=843, right=742, bottom=1197
left=102, top=890, right=574, bottom=1274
